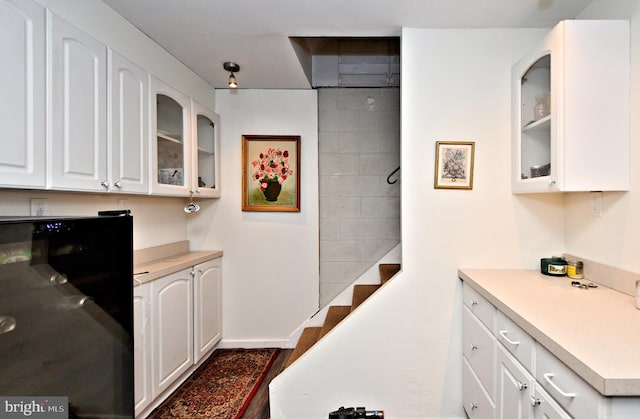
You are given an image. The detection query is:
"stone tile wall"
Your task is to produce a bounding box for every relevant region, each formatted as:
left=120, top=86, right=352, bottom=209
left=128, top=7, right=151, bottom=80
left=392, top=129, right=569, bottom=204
left=318, top=87, right=400, bottom=306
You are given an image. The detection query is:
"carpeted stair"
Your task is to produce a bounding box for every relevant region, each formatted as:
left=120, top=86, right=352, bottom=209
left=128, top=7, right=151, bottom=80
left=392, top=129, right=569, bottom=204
left=285, top=263, right=400, bottom=368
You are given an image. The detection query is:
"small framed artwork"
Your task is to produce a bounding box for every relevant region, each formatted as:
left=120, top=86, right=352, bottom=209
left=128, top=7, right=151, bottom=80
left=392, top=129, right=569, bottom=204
left=434, top=141, right=475, bottom=190
left=242, top=135, right=301, bottom=212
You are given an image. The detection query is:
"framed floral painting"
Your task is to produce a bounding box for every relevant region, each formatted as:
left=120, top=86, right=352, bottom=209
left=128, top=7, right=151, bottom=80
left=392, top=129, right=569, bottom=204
left=242, top=135, right=301, bottom=211
left=434, top=141, right=475, bottom=190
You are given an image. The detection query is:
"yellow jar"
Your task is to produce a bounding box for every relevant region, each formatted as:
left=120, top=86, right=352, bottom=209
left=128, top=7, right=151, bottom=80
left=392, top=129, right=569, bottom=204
left=567, top=261, right=584, bottom=279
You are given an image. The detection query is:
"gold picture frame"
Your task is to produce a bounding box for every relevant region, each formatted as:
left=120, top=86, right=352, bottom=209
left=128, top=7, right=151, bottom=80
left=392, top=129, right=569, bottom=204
left=434, top=141, right=475, bottom=190
left=242, top=135, right=301, bottom=212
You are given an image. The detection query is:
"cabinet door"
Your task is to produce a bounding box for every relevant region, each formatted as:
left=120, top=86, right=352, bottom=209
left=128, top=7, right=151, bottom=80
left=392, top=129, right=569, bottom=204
left=496, top=345, right=533, bottom=419
left=193, top=258, right=222, bottom=362
left=192, top=100, right=221, bottom=198
left=150, top=77, right=192, bottom=196
left=0, top=0, right=45, bottom=189
left=109, top=50, right=149, bottom=194
left=133, top=283, right=151, bottom=416
left=150, top=268, right=193, bottom=398
left=48, top=11, right=107, bottom=192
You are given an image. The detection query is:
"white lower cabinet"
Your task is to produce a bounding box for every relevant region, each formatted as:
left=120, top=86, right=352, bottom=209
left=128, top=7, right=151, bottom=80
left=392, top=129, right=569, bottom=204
left=462, top=281, right=640, bottom=419
left=134, top=257, right=222, bottom=418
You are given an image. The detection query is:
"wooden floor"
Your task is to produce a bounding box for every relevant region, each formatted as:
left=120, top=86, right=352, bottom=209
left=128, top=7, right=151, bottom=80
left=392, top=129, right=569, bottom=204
left=241, top=349, right=292, bottom=419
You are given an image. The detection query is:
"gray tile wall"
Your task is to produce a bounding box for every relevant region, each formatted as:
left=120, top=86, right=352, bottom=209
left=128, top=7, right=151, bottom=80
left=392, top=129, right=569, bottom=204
left=318, top=88, right=400, bottom=306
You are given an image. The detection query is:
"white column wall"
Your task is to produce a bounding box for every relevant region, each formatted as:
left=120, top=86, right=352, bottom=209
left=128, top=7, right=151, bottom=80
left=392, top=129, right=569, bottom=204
left=270, top=27, right=565, bottom=419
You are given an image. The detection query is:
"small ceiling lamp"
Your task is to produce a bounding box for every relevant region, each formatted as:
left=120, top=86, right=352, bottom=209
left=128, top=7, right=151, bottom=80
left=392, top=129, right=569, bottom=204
left=223, top=62, right=240, bottom=88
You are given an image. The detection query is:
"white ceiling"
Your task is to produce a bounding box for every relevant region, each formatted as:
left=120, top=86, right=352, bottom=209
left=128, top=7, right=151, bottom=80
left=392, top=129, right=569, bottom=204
left=101, top=0, right=594, bottom=90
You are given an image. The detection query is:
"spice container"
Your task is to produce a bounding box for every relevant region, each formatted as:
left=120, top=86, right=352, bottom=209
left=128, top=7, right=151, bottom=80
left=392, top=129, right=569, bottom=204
left=567, top=260, right=584, bottom=279
left=635, top=280, right=640, bottom=310
left=540, top=257, right=567, bottom=276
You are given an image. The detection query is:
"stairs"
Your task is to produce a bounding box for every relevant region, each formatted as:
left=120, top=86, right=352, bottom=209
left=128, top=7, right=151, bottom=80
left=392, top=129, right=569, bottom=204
left=285, top=263, right=400, bottom=368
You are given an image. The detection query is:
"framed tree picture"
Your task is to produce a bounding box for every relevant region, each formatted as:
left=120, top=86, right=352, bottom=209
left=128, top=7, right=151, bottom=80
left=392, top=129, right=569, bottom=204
left=434, top=141, right=475, bottom=190
left=242, top=135, right=301, bottom=212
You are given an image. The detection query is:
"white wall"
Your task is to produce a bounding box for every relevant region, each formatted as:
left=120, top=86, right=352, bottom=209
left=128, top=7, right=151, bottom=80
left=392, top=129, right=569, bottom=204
left=564, top=1, right=640, bottom=271
left=271, top=28, right=564, bottom=419
left=186, top=89, right=320, bottom=347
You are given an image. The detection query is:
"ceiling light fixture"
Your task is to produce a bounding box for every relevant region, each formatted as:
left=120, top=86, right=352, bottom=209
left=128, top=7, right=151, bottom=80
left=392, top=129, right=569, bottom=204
left=223, top=62, right=240, bottom=88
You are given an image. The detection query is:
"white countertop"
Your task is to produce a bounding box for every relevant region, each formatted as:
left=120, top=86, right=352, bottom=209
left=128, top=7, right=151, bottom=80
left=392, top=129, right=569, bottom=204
left=458, top=268, right=640, bottom=396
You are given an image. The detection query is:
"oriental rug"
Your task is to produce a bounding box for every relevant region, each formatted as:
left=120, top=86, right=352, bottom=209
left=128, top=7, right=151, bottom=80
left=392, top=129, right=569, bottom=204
left=147, top=348, right=280, bottom=419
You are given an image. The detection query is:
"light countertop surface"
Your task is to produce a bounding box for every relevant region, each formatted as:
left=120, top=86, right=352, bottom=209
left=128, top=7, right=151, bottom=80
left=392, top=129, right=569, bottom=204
left=459, top=268, right=640, bottom=396
left=133, top=241, right=222, bottom=286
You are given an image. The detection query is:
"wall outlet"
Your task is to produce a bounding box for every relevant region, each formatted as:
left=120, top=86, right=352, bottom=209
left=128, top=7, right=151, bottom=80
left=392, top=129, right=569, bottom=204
left=591, top=192, right=603, bottom=217
left=30, top=198, right=49, bottom=216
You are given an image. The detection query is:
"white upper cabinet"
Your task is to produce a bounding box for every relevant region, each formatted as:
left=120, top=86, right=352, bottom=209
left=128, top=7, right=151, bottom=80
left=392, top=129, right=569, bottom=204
left=109, top=50, right=149, bottom=194
left=192, top=100, right=221, bottom=198
left=150, top=77, right=192, bottom=196
left=0, top=0, right=45, bottom=189
left=47, top=11, right=108, bottom=192
left=512, top=20, right=630, bottom=193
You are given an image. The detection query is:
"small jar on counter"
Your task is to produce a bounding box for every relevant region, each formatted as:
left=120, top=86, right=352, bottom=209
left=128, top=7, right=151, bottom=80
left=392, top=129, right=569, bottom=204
left=567, top=260, right=584, bottom=279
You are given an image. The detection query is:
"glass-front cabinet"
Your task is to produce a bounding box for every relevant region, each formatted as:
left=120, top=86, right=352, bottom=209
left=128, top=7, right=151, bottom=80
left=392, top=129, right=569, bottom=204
left=192, top=100, right=221, bottom=198
left=150, top=77, right=191, bottom=196
left=511, top=20, right=630, bottom=194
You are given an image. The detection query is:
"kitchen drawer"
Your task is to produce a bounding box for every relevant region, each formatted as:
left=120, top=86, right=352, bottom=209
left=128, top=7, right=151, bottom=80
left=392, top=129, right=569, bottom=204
left=464, top=305, right=496, bottom=399
left=463, top=282, right=496, bottom=332
left=463, top=356, right=496, bottom=419
left=496, top=310, right=534, bottom=374
left=536, top=343, right=605, bottom=419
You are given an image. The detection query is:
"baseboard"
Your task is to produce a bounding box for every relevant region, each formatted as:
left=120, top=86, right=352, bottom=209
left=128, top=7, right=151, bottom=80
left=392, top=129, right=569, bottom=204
left=218, top=338, right=290, bottom=349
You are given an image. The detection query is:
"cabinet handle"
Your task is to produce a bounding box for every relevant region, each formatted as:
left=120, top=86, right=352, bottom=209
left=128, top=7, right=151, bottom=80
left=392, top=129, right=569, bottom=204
left=0, top=316, right=16, bottom=334
left=543, top=373, right=576, bottom=398
left=113, top=181, right=122, bottom=189
left=100, top=180, right=109, bottom=189
left=530, top=396, right=541, bottom=407
left=499, top=330, right=520, bottom=346
left=470, top=344, right=478, bottom=351
left=517, top=381, right=528, bottom=391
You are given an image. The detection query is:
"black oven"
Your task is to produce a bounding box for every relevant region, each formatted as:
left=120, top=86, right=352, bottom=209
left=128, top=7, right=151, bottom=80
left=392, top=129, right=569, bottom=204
left=0, top=211, right=133, bottom=418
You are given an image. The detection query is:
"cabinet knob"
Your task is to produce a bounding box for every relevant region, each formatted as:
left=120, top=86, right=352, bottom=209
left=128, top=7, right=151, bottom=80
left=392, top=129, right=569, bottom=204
left=113, top=181, right=122, bottom=189
left=100, top=180, right=109, bottom=189
left=469, top=403, right=478, bottom=410
left=549, top=179, right=556, bottom=186
left=470, top=344, right=479, bottom=351
left=0, top=316, right=16, bottom=335
left=517, top=381, right=528, bottom=392
left=530, top=396, right=541, bottom=407
left=470, top=300, right=479, bottom=307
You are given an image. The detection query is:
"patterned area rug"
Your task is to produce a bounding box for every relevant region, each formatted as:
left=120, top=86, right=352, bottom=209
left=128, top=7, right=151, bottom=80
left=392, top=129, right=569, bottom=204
left=148, top=348, right=280, bottom=419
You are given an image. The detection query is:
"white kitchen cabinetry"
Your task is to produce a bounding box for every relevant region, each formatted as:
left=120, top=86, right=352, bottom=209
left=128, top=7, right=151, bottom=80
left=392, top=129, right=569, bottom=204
left=0, top=0, right=45, bottom=189
left=47, top=11, right=108, bottom=192
left=133, top=282, right=152, bottom=417
left=134, top=255, right=222, bottom=417
left=193, top=258, right=222, bottom=362
left=511, top=20, right=629, bottom=193
left=150, top=268, right=194, bottom=398
left=191, top=100, right=221, bottom=198
left=150, top=77, right=192, bottom=196
left=108, top=50, right=149, bottom=194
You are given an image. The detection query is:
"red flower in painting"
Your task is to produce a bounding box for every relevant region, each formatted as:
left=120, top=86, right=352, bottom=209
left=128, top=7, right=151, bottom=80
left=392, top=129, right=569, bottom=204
left=251, top=148, right=293, bottom=191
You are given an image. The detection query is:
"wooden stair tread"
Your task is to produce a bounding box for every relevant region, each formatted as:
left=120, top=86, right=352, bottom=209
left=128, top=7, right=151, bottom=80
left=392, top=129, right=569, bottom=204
left=379, top=263, right=401, bottom=284
left=285, top=327, right=321, bottom=368
left=351, top=284, right=380, bottom=311
left=319, top=305, right=351, bottom=338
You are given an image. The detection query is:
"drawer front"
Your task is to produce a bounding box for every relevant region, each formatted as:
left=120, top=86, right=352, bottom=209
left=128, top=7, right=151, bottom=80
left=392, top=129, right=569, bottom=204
left=463, top=282, right=496, bottom=331
left=535, top=344, right=604, bottom=419
left=463, top=356, right=496, bottom=419
left=496, top=310, right=534, bottom=374
left=464, top=305, right=496, bottom=398
left=532, top=382, right=571, bottom=419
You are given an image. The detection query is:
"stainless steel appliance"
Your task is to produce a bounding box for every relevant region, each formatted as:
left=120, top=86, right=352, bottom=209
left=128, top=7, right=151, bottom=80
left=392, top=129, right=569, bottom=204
left=0, top=211, right=133, bottom=418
